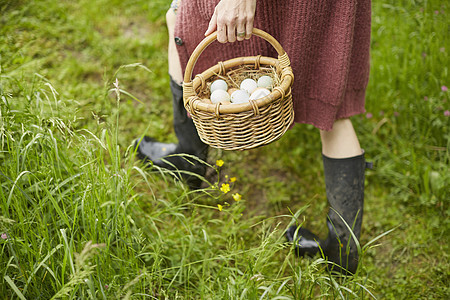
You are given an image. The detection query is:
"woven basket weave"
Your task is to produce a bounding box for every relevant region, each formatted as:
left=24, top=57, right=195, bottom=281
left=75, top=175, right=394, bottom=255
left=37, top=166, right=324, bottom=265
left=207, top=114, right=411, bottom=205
left=183, top=28, right=294, bottom=151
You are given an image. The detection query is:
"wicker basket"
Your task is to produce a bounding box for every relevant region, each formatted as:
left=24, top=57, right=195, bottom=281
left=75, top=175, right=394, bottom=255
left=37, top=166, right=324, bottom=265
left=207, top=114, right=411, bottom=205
left=183, top=28, right=294, bottom=151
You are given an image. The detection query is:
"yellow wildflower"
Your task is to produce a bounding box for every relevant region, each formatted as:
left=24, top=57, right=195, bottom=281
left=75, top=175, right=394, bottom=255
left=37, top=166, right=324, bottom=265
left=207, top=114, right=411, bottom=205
left=232, top=193, right=242, bottom=202
left=229, top=177, right=237, bottom=183
left=216, top=159, right=224, bottom=167
left=217, top=204, right=223, bottom=211
left=220, top=183, right=230, bottom=194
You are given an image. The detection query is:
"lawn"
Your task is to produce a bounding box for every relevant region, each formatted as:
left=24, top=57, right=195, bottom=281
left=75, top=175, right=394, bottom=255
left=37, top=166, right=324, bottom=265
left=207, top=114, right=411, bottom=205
left=0, top=0, right=448, bottom=299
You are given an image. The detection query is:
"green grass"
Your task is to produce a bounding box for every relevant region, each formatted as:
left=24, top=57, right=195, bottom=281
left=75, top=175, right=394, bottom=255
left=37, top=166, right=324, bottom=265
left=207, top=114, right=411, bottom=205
left=1, top=0, right=449, bottom=298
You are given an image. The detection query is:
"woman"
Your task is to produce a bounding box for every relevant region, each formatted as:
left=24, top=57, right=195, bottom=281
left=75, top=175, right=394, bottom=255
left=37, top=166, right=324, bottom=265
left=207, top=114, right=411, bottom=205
left=136, top=0, right=372, bottom=274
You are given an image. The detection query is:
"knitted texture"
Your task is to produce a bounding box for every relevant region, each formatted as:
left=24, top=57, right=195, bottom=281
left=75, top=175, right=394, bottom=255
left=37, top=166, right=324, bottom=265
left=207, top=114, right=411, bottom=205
left=174, top=0, right=371, bottom=131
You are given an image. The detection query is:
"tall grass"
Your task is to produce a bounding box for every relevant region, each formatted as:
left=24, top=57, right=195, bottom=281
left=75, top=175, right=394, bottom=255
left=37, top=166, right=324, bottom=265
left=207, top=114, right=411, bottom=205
left=1, top=0, right=449, bottom=298
left=0, top=72, right=379, bottom=298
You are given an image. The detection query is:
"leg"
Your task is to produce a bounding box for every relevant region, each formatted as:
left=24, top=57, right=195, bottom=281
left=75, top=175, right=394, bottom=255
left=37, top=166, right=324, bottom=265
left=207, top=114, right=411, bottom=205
left=320, top=119, right=362, bottom=159
left=166, top=6, right=183, bottom=85
left=135, top=4, right=208, bottom=190
left=287, top=118, right=368, bottom=274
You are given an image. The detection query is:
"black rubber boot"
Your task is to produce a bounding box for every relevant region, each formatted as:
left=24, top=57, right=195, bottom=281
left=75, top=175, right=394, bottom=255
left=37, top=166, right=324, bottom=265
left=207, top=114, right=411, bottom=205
left=135, top=78, right=208, bottom=190
left=286, top=152, right=370, bottom=274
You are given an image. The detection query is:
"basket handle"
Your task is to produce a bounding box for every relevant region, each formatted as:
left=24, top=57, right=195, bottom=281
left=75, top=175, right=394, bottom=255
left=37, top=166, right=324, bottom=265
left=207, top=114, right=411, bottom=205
left=183, top=28, right=290, bottom=84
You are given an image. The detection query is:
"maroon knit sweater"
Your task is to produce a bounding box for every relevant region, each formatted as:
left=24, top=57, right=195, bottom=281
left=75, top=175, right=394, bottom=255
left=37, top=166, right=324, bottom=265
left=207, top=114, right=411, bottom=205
left=174, top=0, right=371, bottom=131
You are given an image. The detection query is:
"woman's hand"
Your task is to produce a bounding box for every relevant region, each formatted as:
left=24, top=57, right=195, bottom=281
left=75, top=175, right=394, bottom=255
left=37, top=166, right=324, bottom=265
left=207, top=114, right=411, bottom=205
left=204, top=0, right=256, bottom=43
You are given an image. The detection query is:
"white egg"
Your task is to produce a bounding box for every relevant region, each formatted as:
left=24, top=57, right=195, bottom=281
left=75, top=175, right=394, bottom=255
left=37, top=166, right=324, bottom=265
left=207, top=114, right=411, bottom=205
left=240, top=78, right=258, bottom=94
left=211, top=89, right=231, bottom=104
left=257, top=76, right=273, bottom=89
left=230, top=90, right=250, bottom=104
left=210, top=79, right=228, bottom=93
left=249, top=87, right=271, bottom=100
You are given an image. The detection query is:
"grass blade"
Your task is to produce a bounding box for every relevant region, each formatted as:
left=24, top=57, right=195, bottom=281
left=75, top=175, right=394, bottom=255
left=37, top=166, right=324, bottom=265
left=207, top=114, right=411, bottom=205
left=4, top=275, right=27, bottom=300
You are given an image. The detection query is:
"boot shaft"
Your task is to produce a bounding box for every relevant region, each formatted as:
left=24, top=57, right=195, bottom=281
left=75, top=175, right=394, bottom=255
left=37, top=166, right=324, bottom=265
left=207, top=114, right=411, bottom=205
left=170, top=78, right=208, bottom=159
left=323, top=153, right=366, bottom=240
left=322, top=152, right=368, bottom=274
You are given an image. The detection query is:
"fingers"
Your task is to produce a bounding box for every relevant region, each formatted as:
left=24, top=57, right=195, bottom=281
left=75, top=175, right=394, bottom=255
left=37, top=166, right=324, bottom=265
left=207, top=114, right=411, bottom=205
left=216, top=18, right=246, bottom=43
left=216, top=11, right=232, bottom=43
left=205, top=12, right=218, bottom=36
left=216, top=5, right=234, bottom=43
left=245, top=18, right=253, bottom=40
left=227, top=24, right=237, bottom=43
left=217, top=23, right=227, bottom=43
left=236, top=22, right=246, bottom=42
left=205, top=0, right=256, bottom=43
left=206, top=8, right=228, bottom=43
